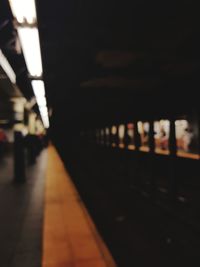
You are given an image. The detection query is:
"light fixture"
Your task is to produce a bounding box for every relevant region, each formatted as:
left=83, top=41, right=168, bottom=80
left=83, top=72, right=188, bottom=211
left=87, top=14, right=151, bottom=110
left=17, top=27, right=42, bottom=77
left=39, top=106, right=48, bottom=116
left=0, top=50, right=16, bottom=83
left=41, top=116, right=50, bottom=129
left=41, top=114, right=49, bottom=121
left=36, top=95, right=46, bottom=107
left=8, top=0, right=50, bottom=129
left=9, top=0, right=37, bottom=24
left=111, top=126, right=117, bottom=135
left=31, top=80, right=45, bottom=98
left=119, top=124, right=125, bottom=138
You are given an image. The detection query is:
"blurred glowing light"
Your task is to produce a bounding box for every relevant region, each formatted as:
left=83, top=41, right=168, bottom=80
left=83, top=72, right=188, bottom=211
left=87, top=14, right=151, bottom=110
left=137, top=121, right=143, bottom=134
left=111, top=126, right=117, bottom=135
left=36, top=96, right=46, bottom=107
left=41, top=115, right=49, bottom=128
left=9, top=0, right=37, bottom=24
left=31, top=80, right=45, bottom=98
left=17, top=27, right=42, bottom=77
left=39, top=106, right=48, bottom=116
left=0, top=50, right=16, bottom=83
left=105, top=128, right=109, bottom=135
left=118, top=124, right=125, bottom=139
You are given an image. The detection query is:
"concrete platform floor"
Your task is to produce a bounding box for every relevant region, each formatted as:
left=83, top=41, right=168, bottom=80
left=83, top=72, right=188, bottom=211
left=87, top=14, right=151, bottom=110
left=0, top=146, right=46, bottom=267
left=0, top=145, right=116, bottom=267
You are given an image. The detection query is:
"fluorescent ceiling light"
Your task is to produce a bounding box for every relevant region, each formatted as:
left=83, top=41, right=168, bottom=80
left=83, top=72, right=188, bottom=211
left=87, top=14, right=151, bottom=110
left=9, top=0, right=37, bottom=24
left=0, top=50, right=16, bottom=83
left=44, top=122, right=49, bottom=129
left=39, top=106, right=48, bottom=115
left=36, top=96, right=46, bottom=107
left=41, top=116, right=50, bottom=129
left=31, top=80, right=49, bottom=127
left=31, top=80, right=45, bottom=98
left=41, top=115, right=49, bottom=121
left=17, top=27, right=42, bottom=77
left=42, top=114, right=49, bottom=120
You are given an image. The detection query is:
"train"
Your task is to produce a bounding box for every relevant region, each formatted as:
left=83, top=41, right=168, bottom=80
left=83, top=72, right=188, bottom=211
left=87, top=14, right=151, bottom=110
left=75, top=113, right=200, bottom=267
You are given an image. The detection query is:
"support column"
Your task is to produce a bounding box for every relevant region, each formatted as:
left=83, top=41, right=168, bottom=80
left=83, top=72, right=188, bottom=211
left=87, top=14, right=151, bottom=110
left=27, top=112, right=37, bottom=164
left=134, top=120, right=140, bottom=151
left=168, top=117, right=177, bottom=203
left=124, top=123, right=129, bottom=149
left=14, top=129, right=26, bottom=183
left=12, top=98, right=27, bottom=183
left=149, top=119, right=156, bottom=198
left=149, top=119, right=155, bottom=153
left=115, top=125, right=119, bottom=147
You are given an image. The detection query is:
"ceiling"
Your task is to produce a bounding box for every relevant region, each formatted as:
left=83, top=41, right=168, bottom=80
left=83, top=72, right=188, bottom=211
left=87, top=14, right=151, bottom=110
left=1, top=0, right=200, bottom=130
left=0, top=0, right=40, bottom=124
left=37, top=0, right=200, bottom=128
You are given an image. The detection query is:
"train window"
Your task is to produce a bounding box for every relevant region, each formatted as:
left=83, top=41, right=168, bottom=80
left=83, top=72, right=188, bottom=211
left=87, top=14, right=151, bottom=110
left=100, top=129, right=104, bottom=145
left=118, top=124, right=125, bottom=148
left=137, top=121, right=150, bottom=152
left=105, top=127, right=109, bottom=135
left=154, top=120, right=170, bottom=155
left=111, top=125, right=117, bottom=147
left=175, top=119, right=199, bottom=159
left=105, top=127, right=110, bottom=146
left=127, top=123, right=135, bottom=150
left=111, top=126, right=117, bottom=135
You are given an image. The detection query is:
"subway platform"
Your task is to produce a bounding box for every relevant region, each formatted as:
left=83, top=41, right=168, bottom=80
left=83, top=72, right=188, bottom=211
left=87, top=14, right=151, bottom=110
left=0, top=145, right=116, bottom=267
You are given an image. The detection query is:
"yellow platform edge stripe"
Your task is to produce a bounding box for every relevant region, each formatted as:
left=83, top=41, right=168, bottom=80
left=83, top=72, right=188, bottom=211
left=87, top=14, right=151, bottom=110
left=42, top=145, right=117, bottom=267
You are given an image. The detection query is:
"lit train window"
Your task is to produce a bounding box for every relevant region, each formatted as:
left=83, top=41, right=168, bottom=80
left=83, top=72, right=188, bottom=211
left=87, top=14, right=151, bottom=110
left=137, top=121, right=150, bottom=152
left=105, top=127, right=109, bottom=135
left=105, top=127, right=110, bottom=146
left=154, top=120, right=170, bottom=155
left=118, top=124, right=125, bottom=148
left=111, top=125, right=117, bottom=135
left=111, top=125, right=117, bottom=147
left=175, top=119, right=199, bottom=159
left=100, top=129, right=104, bottom=144
left=127, top=123, right=135, bottom=150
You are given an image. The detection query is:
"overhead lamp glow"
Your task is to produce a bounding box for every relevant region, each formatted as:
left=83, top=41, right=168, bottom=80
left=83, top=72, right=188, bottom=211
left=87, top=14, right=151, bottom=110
left=41, top=114, right=49, bottom=121
left=0, top=50, right=16, bottom=83
left=41, top=116, right=50, bottom=129
left=39, top=106, right=48, bottom=116
left=44, top=122, right=49, bottom=129
left=36, top=96, right=46, bottom=107
left=9, top=0, right=37, bottom=24
left=31, top=80, right=45, bottom=98
left=41, top=113, right=48, bottom=119
left=17, top=27, right=43, bottom=77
